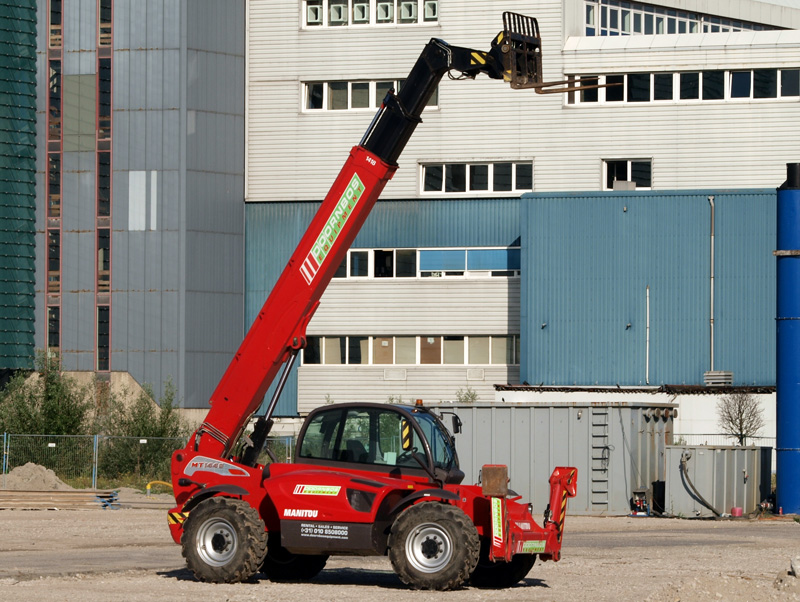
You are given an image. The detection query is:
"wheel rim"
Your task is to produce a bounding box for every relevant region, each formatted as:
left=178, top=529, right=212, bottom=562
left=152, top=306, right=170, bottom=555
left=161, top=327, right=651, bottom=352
left=405, top=522, right=453, bottom=574
left=196, top=517, right=238, bottom=567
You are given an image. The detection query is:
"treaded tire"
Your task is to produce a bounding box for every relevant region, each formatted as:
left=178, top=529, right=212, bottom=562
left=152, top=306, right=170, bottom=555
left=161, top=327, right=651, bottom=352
left=181, top=497, right=267, bottom=583
left=469, top=548, right=536, bottom=589
left=261, top=535, right=329, bottom=582
left=388, top=502, right=479, bottom=591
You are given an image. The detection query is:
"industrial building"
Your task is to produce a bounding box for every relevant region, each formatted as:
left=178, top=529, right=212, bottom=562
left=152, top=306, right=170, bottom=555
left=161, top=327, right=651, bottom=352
left=1, top=0, right=798, bottom=440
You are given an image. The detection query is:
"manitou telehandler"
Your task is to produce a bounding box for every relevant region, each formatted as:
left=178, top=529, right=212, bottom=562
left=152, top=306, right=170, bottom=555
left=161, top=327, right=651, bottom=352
left=168, top=13, right=579, bottom=591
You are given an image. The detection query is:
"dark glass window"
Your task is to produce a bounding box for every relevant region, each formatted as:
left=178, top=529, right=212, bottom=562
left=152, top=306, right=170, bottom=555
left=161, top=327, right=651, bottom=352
left=469, top=164, right=488, bottom=191
left=445, top=164, right=466, bottom=193
left=653, top=73, right=673, bottom=100
left=606, top=75, right=625, bottom=101
left=606, top=160, right=627, bottom=189
left=48, top=154, right=61, bottom=217
left=97, top=228, right=111, bottom=291
left=680, top=72, right=699, bottom=99
left=631, top=161, right=652, bottom=188
left=49, top=0, right=62, bottom=47
left=98, top=152, right=111, bottom=216
left=49, top=60, right=61, bottom=139
left=97, top=306, right=110, bottom=371
left=730, top=71, right=751, bottom=98
left=99, top=0, right=112, bottom=46
left=98, top=58, right=112, bottom=138
left=516, top=163, right=533, bottom=190
left=348, top=336, right=368, bottom=364
left=350, top=250, right=368, bottom=277
left=307, top=83, right=323, bottom=109
left=781, top=70, right=800, bottom=97
left=395, top=249, right=416, bottom=277
left=424, top=164, right=443, bottom=191
left=493, top=162, right=512, bottom=192
left=628, top=73, right=650, bottom=102
left=47, top=306, right=60, bottom=349
left=754, top=69, right=777, bottom=99
left=303, top=337, right=321, bottom=364
left=580, top=76, right=599, bottom=103
left=702, top=70, right=724, bottom=100
left=374, top=250, right=394, bottom=277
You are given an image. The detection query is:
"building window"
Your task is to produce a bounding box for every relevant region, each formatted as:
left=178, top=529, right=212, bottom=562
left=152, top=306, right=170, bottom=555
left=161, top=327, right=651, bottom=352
left=422, top=162, right=533, bottom=195
left=48, top=60, right=61, bottom=140
left=97, top=152, right=111, bottom=217
left=47, top=229, right=60, bottom=293
left=97, top=306, right=110, bottom=371
left=305, top=80, right=437, bottom=111
left=303, top=0, right=437, bottom=27
left=47, top=154, right=61, bottom=218
left=332, top=247, right=520, bottom=279
left=604, top=159, right=652, bottom=190
left=98, top=0, right=112, bottom=46
left=47, top=306, right=60, bottom=351
left=583, top=0, right=773, bottom=37
left=49, top=0, right=62, bottom=47
left=97, top=228, right=111, bottom=292
left=98, top=58, right=112, bottom=139
left=303, top=335, right=520, bottom=365
left=569, top=69, right=800, bottom=104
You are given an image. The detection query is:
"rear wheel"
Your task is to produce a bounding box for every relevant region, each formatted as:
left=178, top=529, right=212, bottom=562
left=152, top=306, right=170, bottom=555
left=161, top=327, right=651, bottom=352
left=181, top=497, right=267, bottom=583
left=261, top=536, right=329, bottom=582
left=389, top=503, right=479, bottom=590
left=469, top=545, right=536, bottom=589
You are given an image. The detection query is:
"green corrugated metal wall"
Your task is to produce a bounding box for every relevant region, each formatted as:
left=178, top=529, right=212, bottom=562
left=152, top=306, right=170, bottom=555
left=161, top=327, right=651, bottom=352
left=0, top=1, right=37, bottom=373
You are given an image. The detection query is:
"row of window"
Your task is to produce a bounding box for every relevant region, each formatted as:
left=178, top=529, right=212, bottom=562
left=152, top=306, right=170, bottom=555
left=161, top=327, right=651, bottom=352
left=422, top=162, right=532, bottom=195
left=569, top=69, right=800, bottom=104
left=46, top=0, right=113, bottom=372
left=584, top=0, right=772, bottom=37
left=306, top=80, right=437, bottom=111
left=330, top=247, right=521, bottom=279
left=303, top=335, right=520, bottom=366
left=304, top=0, right=437, bottom=28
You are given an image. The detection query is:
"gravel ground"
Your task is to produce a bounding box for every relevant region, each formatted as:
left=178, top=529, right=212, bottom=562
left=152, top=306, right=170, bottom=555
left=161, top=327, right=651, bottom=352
left=0, top=508, right=799, bottom=601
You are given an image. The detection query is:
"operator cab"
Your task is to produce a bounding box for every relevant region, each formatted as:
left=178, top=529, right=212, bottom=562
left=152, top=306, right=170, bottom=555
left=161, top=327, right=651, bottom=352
left=295, top=402, right=465, bottom=485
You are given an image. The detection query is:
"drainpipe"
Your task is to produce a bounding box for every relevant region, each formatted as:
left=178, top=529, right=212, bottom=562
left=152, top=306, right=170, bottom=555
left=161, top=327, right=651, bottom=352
left=708, top=195, right=715, bottom=373
left=646, top=285, right=650, bottom=385
left=776, top=163, right=800, bottom=514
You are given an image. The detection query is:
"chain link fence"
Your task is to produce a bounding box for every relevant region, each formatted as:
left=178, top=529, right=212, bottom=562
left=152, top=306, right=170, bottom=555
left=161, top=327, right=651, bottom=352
left=1, top=432, right=295, bottom=490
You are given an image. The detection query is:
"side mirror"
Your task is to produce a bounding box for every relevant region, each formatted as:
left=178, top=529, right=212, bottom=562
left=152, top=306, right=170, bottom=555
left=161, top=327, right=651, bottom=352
left=452, top=414, right=462, bottom=435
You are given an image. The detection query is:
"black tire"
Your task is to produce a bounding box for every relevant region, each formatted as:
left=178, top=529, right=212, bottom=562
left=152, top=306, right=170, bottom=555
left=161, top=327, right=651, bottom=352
left=181, top=497, right=268, bottom=583
left=261, top=536, right=329, bottom=582
left=388, top=502, right=479, bottom=591
left=469, top=544, right=536, bottom=589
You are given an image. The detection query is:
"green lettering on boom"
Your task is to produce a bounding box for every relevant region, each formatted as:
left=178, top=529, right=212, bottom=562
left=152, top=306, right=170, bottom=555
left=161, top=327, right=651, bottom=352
left=310, top=174, right=366, bottom=265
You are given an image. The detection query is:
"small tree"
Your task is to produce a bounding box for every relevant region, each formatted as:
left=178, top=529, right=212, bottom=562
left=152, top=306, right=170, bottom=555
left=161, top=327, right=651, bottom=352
left=455, top=386, right=479, bottom=403
left=716, top=391, right=765, bottom=446
left=0, top=352, right=93, bottom=435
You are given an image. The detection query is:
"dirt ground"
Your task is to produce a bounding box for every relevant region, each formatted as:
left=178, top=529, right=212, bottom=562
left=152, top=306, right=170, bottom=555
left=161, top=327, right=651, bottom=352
left=0, top=508, right=798, bottom=602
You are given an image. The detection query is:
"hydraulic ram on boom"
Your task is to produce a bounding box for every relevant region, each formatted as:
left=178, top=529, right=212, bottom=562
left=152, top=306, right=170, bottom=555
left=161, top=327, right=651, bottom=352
left=169, top=13, right=581, bottom=591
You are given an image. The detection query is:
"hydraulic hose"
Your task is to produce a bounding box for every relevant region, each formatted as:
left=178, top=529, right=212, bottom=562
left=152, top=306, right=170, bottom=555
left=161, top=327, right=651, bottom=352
left=680, top=451, right=722, bottom=517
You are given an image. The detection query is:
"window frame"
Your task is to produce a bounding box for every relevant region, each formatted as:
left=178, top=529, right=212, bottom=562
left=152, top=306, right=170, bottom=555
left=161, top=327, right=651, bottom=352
left=302, top=0, right=439, bottom=28
left=420, top=161, right=534, bottom=196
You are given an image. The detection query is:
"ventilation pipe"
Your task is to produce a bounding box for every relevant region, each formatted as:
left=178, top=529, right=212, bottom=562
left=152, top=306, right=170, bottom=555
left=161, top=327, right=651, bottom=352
left=776, top=162, right=800, bottom=515
left=709, top=195, right=715, bottom=373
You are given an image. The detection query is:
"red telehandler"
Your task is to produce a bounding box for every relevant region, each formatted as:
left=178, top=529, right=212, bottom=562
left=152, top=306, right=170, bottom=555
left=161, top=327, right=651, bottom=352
left=168, top=13, right=578, bottom=590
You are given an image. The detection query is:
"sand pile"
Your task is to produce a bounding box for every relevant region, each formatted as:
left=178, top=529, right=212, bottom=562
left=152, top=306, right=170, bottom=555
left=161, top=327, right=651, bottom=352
left=3, top=463, right=74, bottom=491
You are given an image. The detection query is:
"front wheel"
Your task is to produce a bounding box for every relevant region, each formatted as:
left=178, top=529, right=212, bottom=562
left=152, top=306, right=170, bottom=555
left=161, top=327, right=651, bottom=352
left=181, top=497, right=267, bottom=583
left=388, top=502, right=479, bottom=590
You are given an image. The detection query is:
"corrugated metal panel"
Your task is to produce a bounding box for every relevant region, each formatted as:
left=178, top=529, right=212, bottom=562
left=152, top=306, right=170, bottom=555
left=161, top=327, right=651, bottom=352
left=0, top=0, right=37, bottom=371
left=247, top=2, right=800, bottom=202
left=431, top=402, right=674, bottom=516
left=297, top=367, right=518, bottom=414
left=664, top=445, right=772, bottom=517
left=245, top=198, right=522, bottom=416
left=521, top=189, right=775, bottom=387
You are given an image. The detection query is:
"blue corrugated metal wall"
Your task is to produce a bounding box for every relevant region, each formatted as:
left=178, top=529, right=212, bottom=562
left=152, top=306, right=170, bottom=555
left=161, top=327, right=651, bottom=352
left=245, top=198, right=520, bottom=416
left=521, top=189, right=775, bottom=386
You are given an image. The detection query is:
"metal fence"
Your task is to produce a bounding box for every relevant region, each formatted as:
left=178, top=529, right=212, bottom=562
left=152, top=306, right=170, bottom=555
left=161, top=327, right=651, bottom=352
left=1, top=433, right=295, bottom=490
